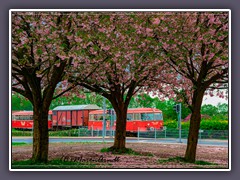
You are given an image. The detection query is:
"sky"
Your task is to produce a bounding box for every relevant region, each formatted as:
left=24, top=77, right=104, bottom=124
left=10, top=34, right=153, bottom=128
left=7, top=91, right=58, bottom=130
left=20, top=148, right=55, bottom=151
left=202, top=89, right=228, bottom=106
left=202, top=95, right=228, bottom=106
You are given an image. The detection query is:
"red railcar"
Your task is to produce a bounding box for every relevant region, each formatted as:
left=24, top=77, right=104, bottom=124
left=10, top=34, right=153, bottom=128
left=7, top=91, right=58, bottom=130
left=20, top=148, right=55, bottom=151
left=52, top=104, right=101, bottom=129
left=12, top=110, right=52, bottom=129
left=88, top=108, right=164, bottom=132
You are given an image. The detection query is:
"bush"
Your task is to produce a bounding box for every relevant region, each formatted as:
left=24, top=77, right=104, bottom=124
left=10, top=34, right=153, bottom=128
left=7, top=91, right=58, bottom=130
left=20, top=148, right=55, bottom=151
left=200, top=120, right=228, bottom=130
left=164, top=119, right=228, bottom=130
left=164, top=120, right=177, bottom=129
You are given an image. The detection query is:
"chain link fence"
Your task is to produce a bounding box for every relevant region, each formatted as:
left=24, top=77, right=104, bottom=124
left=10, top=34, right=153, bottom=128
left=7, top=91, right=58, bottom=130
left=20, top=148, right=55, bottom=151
left=12, top=127, right=228, bottom=140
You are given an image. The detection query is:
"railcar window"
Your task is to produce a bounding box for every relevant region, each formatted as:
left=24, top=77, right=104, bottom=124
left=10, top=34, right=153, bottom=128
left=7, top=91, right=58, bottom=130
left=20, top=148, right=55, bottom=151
left=141, top=113, right=154, bottom=120
left=14, top=115, right=33, bottom=120
left=90, top=114, right=111, bottom=121
left=154, top=113, right=163, bottom=120
left=134, top=113, right=141, bottom=120
left=127, top=114, right=133, bottom=121
left=89, top=114, right=94, bottom=120
left=141, top=113, right=162, bottom=121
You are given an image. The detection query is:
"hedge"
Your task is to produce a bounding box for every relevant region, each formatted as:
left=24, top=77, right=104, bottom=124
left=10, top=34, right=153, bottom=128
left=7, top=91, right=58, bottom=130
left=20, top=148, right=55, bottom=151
left=164, top=119, right=228, bottom=130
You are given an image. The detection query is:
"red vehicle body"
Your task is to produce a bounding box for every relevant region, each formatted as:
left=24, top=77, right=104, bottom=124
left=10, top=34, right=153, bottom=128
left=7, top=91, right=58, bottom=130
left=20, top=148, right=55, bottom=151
left=51, top=104, right=101, bottom=129
left=88, top=108, right=164, bottom=132
left=12, top=110, right=52, bottom=129
left=12, top=106, right=164, bottom=132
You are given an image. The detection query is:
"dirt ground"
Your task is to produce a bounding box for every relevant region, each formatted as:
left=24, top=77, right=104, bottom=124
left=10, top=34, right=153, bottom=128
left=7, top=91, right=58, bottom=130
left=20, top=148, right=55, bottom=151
left=11, top=142, right=228, bottom=169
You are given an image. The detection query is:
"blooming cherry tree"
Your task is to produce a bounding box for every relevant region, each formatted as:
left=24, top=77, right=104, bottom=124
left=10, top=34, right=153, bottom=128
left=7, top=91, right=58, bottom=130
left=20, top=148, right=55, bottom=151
left=67, top=12, right=168, bottom=152
left=150, top=12, right=229, bottom=162
left=11, top=12, right=78, bottom=162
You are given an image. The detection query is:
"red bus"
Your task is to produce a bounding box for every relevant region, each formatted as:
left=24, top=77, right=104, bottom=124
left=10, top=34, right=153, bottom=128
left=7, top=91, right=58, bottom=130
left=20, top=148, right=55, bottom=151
left=12, top=111, right=52, bottom=129
left=88, top=108, right=164, bottom=132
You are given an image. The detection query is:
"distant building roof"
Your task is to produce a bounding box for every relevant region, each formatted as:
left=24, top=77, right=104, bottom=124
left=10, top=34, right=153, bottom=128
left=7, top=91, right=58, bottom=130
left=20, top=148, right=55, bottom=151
left=52, top=104, right=101, bottom=111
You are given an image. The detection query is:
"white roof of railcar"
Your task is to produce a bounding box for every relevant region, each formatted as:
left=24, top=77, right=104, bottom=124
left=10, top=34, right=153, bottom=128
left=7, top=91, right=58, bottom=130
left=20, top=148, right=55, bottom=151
left=52, top=104, right=101, bottom=111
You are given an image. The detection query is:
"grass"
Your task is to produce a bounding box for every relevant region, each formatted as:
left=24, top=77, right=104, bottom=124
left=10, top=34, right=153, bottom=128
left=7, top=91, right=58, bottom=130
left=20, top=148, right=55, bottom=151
left=157, top=157, right=218, bottom=166
left=12, top=128, right=91, bottom=137
left=12, top=142, right=28, bottom=146
left=12, top=159, right=96, bottom=169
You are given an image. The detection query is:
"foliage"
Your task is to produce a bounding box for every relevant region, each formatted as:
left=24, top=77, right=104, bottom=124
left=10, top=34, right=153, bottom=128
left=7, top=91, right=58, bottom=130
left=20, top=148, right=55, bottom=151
left=200, top=119, right=228, bottom=130
left=12, top=128, right=91, bottom=137
left=11, top=11, right=229, bottom=162
left=12, top=11, right=81, bottom=162
left=201, top=104, right=219, bottom=116
left=48, top=128, right=90, bottom=137
left=150, top=12, right=229, bottom=162
left=12, top=93, right=227, bottom=121
left=164, top=120, right=178, bottom=129
left=201, top=103, right=228, bottom=120
left=12, top=94, right=33, bottom=111
left=12, top=130, right=32, bottom=136
left=63, top=12, right=175, bottom=150
left=50, top=92, right=113, bottom=109
left=150, top=12, right=228, bottom=106
left=164, top=119, right=228, bottom=130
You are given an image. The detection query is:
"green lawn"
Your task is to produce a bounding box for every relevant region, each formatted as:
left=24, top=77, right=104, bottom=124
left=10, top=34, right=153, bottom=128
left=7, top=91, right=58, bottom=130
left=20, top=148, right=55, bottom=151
left=12, top=142, right=28, bottom=146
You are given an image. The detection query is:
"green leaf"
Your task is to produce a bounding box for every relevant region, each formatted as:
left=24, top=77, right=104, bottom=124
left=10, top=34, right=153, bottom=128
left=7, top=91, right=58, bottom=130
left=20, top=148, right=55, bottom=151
left=37, top=49, right=43, bottom=55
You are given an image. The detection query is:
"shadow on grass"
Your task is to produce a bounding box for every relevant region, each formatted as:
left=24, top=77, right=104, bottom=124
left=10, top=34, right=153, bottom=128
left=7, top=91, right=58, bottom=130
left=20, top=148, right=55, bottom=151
left=100, top=147, right=154, bottom=157
left=158, top=156, right=219, bottom=166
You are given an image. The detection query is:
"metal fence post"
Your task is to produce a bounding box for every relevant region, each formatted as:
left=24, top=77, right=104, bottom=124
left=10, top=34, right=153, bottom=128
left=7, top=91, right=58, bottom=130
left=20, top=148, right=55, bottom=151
left=154, top=128, right=156, bottom=143
left=176, top=103, right=182, bottom=143
left=165, top=127, right=167, bottom=138
left=137, top=127, right=140, bottom=141
left=199, top=129, right=203, bottom=140
left=102, top=97, right=106, bottom=142
left=91, top=125, right=93, bottom=137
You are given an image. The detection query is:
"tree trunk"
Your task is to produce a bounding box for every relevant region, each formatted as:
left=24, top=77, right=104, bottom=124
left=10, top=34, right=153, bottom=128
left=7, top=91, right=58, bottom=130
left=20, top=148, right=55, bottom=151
left=113, top=109, right=127, bottom=150
left=31, top=106, right=49, bottom=163
left=109, top=101, right=128, bottom=152
left=184, top=89, right=205, bottom=163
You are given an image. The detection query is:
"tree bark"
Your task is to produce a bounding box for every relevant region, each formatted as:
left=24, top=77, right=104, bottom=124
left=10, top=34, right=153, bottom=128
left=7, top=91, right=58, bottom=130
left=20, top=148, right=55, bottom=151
left=184, top=89, right=205, bottom=163
left=184, top=108, right=201, bottom=163
left=107, top=93, right=129, bottom=153
left=112, top=106, right=127, bottom=150
left=31, top=106, right=49, bottom=163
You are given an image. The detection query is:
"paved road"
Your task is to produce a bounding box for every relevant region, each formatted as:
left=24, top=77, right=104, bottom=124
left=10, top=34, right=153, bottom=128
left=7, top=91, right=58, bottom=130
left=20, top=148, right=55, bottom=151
left=12, top=137, right=228, bottom=147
